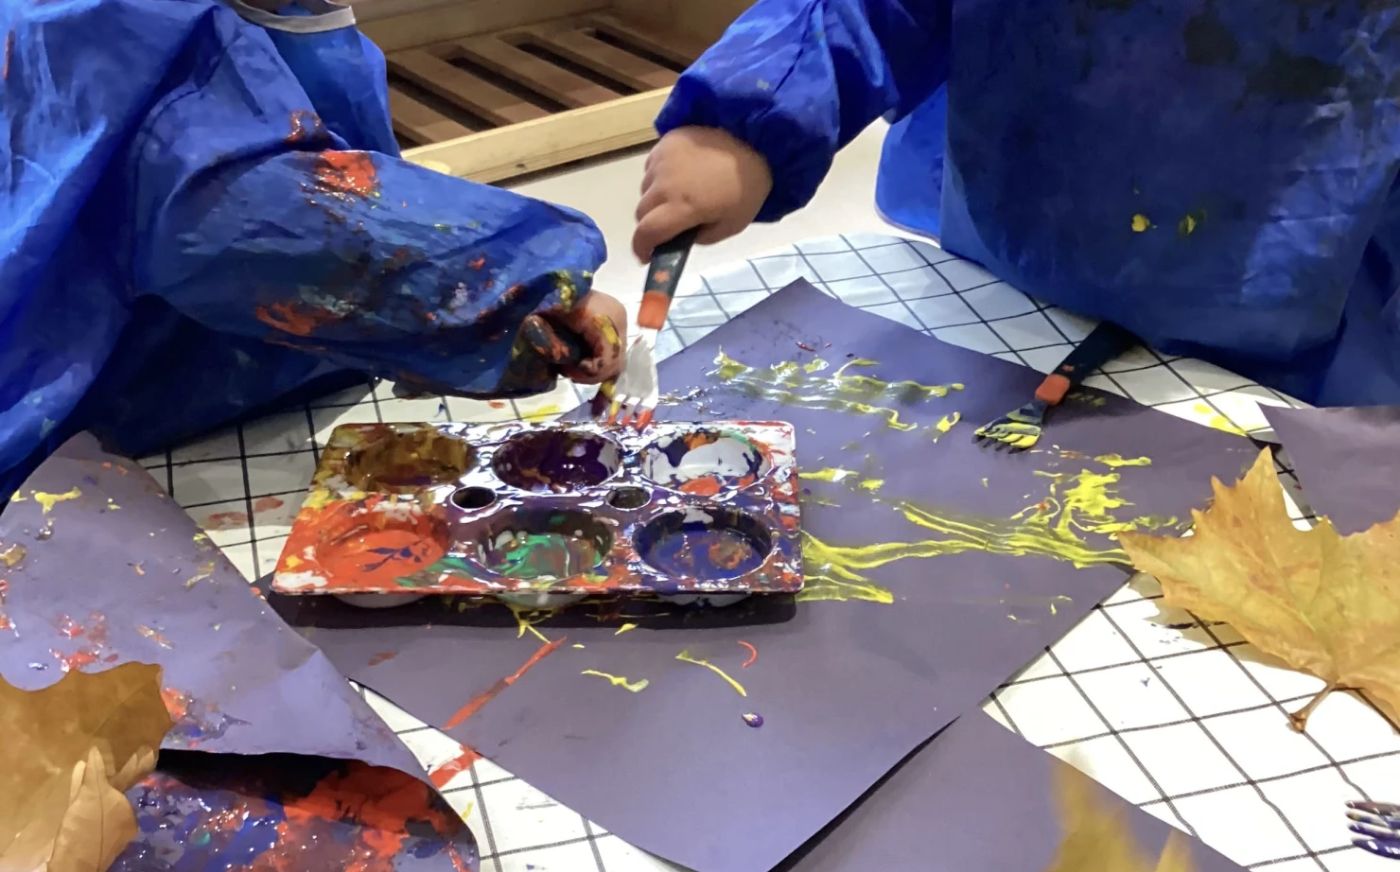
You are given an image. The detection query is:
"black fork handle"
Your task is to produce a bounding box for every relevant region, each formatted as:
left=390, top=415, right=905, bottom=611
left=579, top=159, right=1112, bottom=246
left=1034, top=321, right=1139, bottom=405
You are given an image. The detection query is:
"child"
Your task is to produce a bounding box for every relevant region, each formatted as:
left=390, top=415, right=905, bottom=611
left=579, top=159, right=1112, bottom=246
left=0, top=0, right=625, bottom=500
left=635, top=0, right=1400, bottom=408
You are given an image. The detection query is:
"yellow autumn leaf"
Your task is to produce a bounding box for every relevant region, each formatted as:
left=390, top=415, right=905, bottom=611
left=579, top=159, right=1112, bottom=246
left=1045, top=761, right=1194, bottom=872
left=0, top=662, right=172, bottom=871
left=1120, top=448, right=1400, bottom=732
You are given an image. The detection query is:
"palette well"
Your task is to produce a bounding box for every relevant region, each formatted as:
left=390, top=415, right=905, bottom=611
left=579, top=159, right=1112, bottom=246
left=272, top=421, right=802, bottom=604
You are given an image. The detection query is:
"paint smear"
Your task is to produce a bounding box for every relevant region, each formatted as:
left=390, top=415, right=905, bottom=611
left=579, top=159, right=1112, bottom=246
left=675, top=649, right=747, bottom=697
left=738, top=640, right=758, bottom=668
left=31, top=487, right=81, bottom=514
left=429, top=746, right=481, bottom=788
left=445, top=637, right=565, bottom=728
left=1192, top=402, right=1247, bottom=436
left=710, top=350, right=961, bottom=432
left=0, top=543, right=25, bottom=569
left=315, top=150, right=381, bottom=198
left=934, top=411, right=962, bottom=439
left=1131, top=214, right=1152, bottom=232
left=614, top=623, right=638, bottom=636
left=581, top=669, right=649, bottom=692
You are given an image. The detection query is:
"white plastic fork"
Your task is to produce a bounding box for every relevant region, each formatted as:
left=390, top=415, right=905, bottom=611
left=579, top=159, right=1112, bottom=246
left=593, top=229, right=697, bottom=429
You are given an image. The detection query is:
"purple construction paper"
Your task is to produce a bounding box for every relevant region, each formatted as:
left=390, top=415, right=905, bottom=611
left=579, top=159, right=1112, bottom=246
left=0, top=433, right=419, bottom=772
left=781, top=711, right=1246, bottom=872
left=1263, top=405, right=1400, bottom=535
left=272, top=280, right=1255, bottom=872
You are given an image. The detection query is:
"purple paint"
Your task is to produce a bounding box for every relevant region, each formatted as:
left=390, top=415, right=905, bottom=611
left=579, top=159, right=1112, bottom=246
left=492, top=430, right=621, bottom=492
left=742, top=712, right=763, bottom=728
left=635, top=506, right=772, bottom=581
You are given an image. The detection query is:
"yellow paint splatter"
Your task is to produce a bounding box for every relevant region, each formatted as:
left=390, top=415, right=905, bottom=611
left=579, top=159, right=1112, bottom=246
left=934, top=412, right=962, bottom=439
left=1192, top=403, right=1247, bottom=436
left=981, top=477, right=989, bottom=488
left=183, top=560, right=217, bottom=589
left=507, top=604, right=553, bottom=643
left=105, top=498, right=121, bottom=511
left=572, top=643, right=586, bottom=649
left=1179, top=214, right=1197, bottom=236
left=798, top=468, right=1179, bottom=605
left=30, top=487, right=81, bottom=514
left=1093, top=454, right=1151, bottom=468
left=581, top=669, right=649, bottom=692
left=1131, top=214, right=1151, bottom=232
left=614, top=622, right=638, bottom=636
left=675, top=649, right=748, bottom=697
left=520, top=403, right=563, bottom=423
left=710, top=350, right=961, bottom=432
left=858, top=478, right=885, bottom=493
left=0, top=543, right=25, bottom=568
left=805, top=468, right=855, bottom=483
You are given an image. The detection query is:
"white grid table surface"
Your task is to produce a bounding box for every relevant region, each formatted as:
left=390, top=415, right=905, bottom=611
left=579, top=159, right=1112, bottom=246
left=140, top=233, right=1399, bottom=872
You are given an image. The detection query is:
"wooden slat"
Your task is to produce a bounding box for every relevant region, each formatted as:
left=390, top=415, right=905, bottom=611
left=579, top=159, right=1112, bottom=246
left=587, top=13, right=709, bottom=68
left=455, top=37, right=621, bottom=109
left=388, top=50, right=548, bottom=126
left=359, top=0, right=608, bottom=52
left=405, top=89, right=668, bottom=184
left=388, top=87, right=473, bottom=144
left=609, top=0, right=749, bottom=45
left=525, top=28, right=676, bottom=91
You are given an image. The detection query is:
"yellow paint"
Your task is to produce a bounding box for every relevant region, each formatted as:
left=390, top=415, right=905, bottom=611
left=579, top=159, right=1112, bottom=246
left=0, top=543, right=25, bottom=568
left=1179, top=214, right=1197, bottom=236
left=614, top=622, right=638, bottom=636
left=858, top=478, right=885, bottom=493
left=183, top=560, right=217, bottom=589
left=675, top=649, right=748, bottom=697
left=284, top=555, right=304, bottom=570
left=805, top=468, right=854, bottom=483
left=981, top=478, right=989, bottom=488
left=520, top=403, right=563, bottom=423
left=710, top=350, right=961, bottom=432
left=1131, top=214, right=1151, bottom=232
left=934, top=412, right=962, bottom=438
left=1192, top=403, right=1247, bottom=436
left=581, top=669, right=649, bottom=692
left=507, top=604, right=553, bottom=642
left=1093, top=454, right=1151, bottom=468
left=797, top=468, right=1180, bottom=604
left=572, top=643, right=586, bottom=649
left=31, top=487, right=81, bottom=514
left=106, top=498, right=121, bottom=511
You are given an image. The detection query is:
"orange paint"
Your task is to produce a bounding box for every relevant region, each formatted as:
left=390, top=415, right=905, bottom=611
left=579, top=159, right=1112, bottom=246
left=680, top=477, right=722, bottom=496
left=468, top=256, right=486, bottom=270
left=161, top=687, right=192, bottom=721
left=286, top=109, right=322, bottom=143
left=428, top=746, right=481, bottom=788
left=205, top=511, right=249, bottom=530
left=367, top=651, right=397, bottom=666
left=256, top=301, right=339, bottom=337
left=315, top=150, right=381, bottom=198
left=445, top=637, right=566, bottom=729
left=738, top=640, right=758, bottom=668
left=253, top=496, right=285, bottom=512
left=281, top=497, right=447, bottom=589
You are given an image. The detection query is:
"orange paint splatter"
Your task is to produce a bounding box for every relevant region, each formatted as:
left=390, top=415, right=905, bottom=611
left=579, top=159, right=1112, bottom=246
left=468, top=256, right=486, bottom=270
left=256, top=301, right=339, bottom=337
left=287, top=109, right=322, bottom=143
left=315, top=150, right=380, bottom=198
left=738, top=640, right=758, bottom=668
left=367, top=651, right=398, bottom=666
left=445, top=637, right=566, bottom=729
left=680, top=477, right=722, bottom=497
left=253, top=496, right=285, bottom=512
left=205, top=511, right=249, bottom=530
left=428, top=747, right=481, bottom=789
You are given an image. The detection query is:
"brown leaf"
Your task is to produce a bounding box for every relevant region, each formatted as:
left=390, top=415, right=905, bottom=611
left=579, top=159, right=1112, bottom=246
left=1119, top=448, right=1400, bottom=731
left=0, top=662, right=172, bottom=871
left=1044, top=762, right=1194, bottom=872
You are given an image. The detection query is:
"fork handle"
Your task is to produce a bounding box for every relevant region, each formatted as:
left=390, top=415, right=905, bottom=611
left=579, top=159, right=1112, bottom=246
left=637, top=228, right=699, bottom=330
left=1034, top=321, right=1139, bottom=405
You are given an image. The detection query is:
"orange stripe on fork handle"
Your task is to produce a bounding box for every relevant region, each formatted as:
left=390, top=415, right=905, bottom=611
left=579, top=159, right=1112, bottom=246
left=638, top=291, right=671, bottom=331
left=1034, top=373, right=1072, bottom=405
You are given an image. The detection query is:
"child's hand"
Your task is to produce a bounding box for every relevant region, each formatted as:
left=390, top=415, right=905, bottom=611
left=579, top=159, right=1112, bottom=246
left=633, top=126, right=772, bottom=261
left=536, top=291, right=628, bottom=385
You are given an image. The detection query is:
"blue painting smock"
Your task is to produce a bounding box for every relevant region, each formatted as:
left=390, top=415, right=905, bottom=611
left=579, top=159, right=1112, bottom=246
left=658, top=0, right=1400, bottom=408
left=0, top=0, right=604, bottom=498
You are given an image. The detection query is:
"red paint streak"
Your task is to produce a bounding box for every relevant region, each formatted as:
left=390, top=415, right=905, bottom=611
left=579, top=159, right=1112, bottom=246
left=367, top=651, right=398, bottom=667
left=428, top=746, right=481, bottom=789
left=315, top=150, right=380, bottom=198
left=2, top=31, right=12, bottom=81
left=468, top=256, right=486, bottom=270
left=446, top=844, right=474, bottom=872
left=738, top=640, right=758, bottom=668
left=253, top=496, right=285, bottom=512
left=796, top=340, right=816, bottom=352
left=137, top=624, right=174, bottom=649
left=444, top=637, right=566, bottom=729
left=0, top=579, right=11, bottom=633
left=161, top=687, right=192, bottom=721
left=256, top=301, right=339, bottom=337
left=205, top=511, right=249, bottom=530
left=488, top=401, right=507, bottom=409
left=680, top=477, right=722, bottom=497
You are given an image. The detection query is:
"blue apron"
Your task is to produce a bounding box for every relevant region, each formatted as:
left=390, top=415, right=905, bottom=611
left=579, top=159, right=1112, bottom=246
left=0, top=0, right=604, bottom=499
left=659, top=0, right=1400, bottom=406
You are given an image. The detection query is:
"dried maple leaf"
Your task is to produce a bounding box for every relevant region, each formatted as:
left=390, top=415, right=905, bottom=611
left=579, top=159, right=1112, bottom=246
left=1045, top=761, right=1193, bottom=872
left=1120, top=448, right=1400, bottom=732
left=0, top=662, right=172, bottom=871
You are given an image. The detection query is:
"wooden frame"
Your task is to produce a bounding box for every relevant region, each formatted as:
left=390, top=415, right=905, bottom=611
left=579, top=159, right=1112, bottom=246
left=350, top=0, right=748, bottom=182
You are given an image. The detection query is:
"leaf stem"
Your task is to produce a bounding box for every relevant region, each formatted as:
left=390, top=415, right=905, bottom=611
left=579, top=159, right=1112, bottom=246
left=1287, top=681, right=1339, bottom=732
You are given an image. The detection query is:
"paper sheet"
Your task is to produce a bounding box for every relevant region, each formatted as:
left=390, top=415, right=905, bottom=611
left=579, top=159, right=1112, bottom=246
left=272, top=280, right=1253, bottom=872
left=1263, top=405, right=1400, bottom=534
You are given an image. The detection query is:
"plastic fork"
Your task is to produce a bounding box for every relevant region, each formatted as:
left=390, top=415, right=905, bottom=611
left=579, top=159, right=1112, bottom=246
left=1348, top=800, right=1400, bottom=859
left=973, top=321, right=1138, bottom=451
left=592, top=229, right=698, bottom=429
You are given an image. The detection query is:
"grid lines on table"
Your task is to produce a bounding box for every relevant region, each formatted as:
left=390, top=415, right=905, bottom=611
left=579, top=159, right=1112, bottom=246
left=142, top=233, right=1397, bottom=872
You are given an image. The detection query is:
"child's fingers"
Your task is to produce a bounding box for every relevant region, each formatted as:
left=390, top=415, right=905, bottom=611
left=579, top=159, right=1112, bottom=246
left=635, top=184, right=669, bottom=223
left=633, top=202, right=699, bottom=262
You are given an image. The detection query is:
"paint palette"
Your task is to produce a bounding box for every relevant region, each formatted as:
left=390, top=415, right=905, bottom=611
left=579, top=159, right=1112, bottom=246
left=271, top=421, right=803, bottom=607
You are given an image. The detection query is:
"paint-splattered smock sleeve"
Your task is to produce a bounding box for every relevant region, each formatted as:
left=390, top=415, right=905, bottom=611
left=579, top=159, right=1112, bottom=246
left=130, top=27, right=605, bottom=397
left=656, top=0, right=950, bottom=221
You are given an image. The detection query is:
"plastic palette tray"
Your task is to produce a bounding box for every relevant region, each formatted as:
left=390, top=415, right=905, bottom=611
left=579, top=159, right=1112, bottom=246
left=272, top=421, right=803, bottom=607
